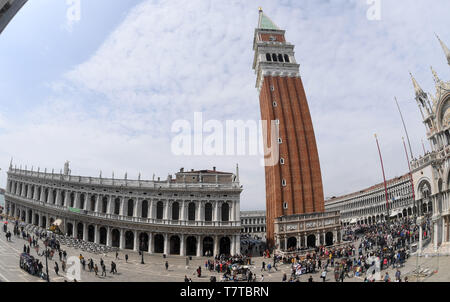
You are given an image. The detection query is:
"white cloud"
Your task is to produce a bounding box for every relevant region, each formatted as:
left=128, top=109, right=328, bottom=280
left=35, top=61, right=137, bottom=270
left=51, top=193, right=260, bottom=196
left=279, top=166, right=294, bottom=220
left=2, top=0, right=450, bottom=210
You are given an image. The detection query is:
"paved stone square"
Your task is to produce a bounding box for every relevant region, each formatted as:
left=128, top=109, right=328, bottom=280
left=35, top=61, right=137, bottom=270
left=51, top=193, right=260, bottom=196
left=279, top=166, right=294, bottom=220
left=1, top=220, right=449, bottom=282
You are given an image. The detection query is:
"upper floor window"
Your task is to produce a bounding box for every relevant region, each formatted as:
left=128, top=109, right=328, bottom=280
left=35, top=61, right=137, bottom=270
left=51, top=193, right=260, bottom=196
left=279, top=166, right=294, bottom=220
left=156, top=201, right=164, bottom=219
left=278, top=54, right=284, bottom=62
left=222, top=203, right=230, bottom=222
left=205, top=203, right=213, bottom=222
left=284, top=54, right=290, bottom=63
left=188, top=202, right=196, bottom=221
left=172, top=202, right=179, bottom=221
left=266, top=53, right=272, bottom=61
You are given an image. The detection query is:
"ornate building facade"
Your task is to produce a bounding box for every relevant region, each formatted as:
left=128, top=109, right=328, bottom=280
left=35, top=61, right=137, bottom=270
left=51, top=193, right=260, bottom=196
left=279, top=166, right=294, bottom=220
left=252, top=9, right=325, bottom=248
left=409, top=34, right=450, bottom=252
left=240, top=210, right=266, bottom=240
left=5, top=163, right=242, bottom=257
left=325, top=35, right=450, bottom=253
left=325, top=174, right=418, bottom=226
left=0, top=0, right=27, bottom=34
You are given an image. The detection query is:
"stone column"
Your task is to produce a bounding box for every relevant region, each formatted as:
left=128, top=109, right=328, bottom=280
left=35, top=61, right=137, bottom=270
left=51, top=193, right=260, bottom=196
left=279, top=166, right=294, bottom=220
left=442, top=217, right=446, bottom=245
left=133, top=230, right=138, bottom=251
left=106, top=227, right=112, bottom=246
left=120, top=197, right=126, bottom=216
left=316, top=232, right=320, bottom=247
left=213, top=202, right=219, bottom=222
left=48, top=190, right=54, bottom=204
left=149, top=200, right=154, bottom=219
left=148, top=233, right=153, bottom=254
left=163, top=233, right=169, bottom=255
left=235, top=235, right=241, bottom=255
left=231, top=201, right=237, bottom=222
left=32, top=186, right=37, bottom=200
left=40, top=188, right=45, bottom=202
left=196, top=235, right=202, bottom=257
left=181, top=201, right=186, bottom=221
left=134, top=199, right=140, bottom=218
left=95, top=195, right=101, bottom=213
left=94, top=225, right=99, bottom=244
left=231, top=235, right=236, bottom=255
left=213, top=235, right=219, bottom=256
left=56, top=190, right=62, bottom=206
left=107, top=196, right=114, bottom=214
left=196, top=202, right=202, bottom=222
left=119, top=229, right=125, bottom=249
left=164, top=202, right=170, bottom=220
left=62, top=191, right=68, bottom=207
left=434, top=219, right=439, bottom=251
left=74, top=192, right=80, bottom=209
left=180, top=234, right=185, bottom=256
left=83, top=223, right=88, bottom=241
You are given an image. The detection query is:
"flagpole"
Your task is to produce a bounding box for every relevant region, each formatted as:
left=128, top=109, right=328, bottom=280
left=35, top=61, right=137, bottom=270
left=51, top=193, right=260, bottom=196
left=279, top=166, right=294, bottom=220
left=375, top=134, right=390, bottom=223
left=402, top=137, right=416, bottom=222
left=395, top=97, right=414, bottom=160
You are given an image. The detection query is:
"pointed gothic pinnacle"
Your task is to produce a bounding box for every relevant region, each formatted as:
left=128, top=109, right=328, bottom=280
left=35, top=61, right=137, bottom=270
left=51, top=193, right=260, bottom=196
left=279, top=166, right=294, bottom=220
left=409, top=72, right=425, bottom=97
left=430, top=66, right=441, bottom=84
left=435, top=33, right=450, bottom=66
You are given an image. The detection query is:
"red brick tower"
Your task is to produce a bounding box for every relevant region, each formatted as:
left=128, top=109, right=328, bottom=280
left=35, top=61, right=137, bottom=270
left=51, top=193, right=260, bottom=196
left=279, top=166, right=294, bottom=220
left=253, top=9, right=325, bottom=247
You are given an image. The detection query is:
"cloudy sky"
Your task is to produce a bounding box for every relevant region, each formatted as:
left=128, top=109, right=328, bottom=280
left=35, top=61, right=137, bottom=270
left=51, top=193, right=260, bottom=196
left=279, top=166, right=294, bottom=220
left=1, top=0, right=450, bottom=210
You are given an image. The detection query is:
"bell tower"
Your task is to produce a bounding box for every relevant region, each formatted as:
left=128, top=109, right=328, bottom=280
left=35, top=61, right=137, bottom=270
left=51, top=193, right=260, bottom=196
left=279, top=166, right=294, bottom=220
left=253, top=9, right=325, bottom=247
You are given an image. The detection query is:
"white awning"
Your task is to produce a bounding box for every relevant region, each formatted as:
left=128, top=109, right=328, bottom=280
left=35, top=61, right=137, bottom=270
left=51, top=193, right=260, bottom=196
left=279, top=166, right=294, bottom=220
left=350, top=218, right=357, bottom=224
left=53, top=219, right=63, bottom=226
left=390, top=210, right=400, bottom=217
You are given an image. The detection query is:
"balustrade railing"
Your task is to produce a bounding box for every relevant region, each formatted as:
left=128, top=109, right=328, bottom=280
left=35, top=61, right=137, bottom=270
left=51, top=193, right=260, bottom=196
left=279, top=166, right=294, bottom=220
left=6, top=193, right=239, bottom=228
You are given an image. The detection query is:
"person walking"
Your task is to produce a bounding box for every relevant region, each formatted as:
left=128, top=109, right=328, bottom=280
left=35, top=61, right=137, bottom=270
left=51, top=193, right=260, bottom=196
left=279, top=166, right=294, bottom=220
left=94, top=264, right=99, bottom=276
left=321, top=270, right=327, bottom=282
left=116, top=251, right=119, bottom=259
left=110, top=261, right=116, bottom=274
left=165, top=261, right=169, bottom=270
left=125, top=254, right=128, bottom=263
left=54, top=262, right=59, bottom=276
left=395, top=269, right=401, bottom=282
left=261, top=261, right=266, bottom=272
left=101, top=263, right=106, bottom=277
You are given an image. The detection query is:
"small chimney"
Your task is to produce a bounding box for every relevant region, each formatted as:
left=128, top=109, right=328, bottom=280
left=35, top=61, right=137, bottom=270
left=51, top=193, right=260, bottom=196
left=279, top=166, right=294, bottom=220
left=213, top=167, right=216, bottom=171
left=180, top=168, right=184, bottom=173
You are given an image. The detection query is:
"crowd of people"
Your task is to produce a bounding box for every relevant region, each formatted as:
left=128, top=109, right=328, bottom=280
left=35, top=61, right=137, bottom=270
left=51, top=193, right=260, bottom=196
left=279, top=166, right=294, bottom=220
left=2, top=214, right=432, bottom=283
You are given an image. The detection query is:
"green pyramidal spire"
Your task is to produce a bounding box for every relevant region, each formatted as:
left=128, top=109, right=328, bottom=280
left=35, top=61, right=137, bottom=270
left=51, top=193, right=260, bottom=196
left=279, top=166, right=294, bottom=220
left=258, top=8, right=280, bottom=30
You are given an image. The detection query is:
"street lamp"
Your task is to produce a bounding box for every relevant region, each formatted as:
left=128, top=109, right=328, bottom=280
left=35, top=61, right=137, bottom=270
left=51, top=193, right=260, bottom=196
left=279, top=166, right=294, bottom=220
left=44, top=240, right=50, bottom=282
